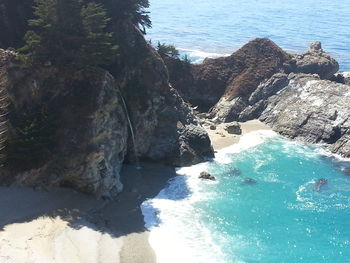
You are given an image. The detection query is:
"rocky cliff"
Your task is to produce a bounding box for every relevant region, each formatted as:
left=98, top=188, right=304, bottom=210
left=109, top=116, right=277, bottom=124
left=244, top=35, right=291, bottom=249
left=0, top=24, right=214, bottom=196
left=259, top=73, right=350, bottom=157
left=166, top=40, right=348, bottom=157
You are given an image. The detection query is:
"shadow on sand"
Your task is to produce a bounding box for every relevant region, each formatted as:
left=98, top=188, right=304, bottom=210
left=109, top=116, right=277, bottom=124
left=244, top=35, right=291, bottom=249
left=0, top=161, right=177, bottom=239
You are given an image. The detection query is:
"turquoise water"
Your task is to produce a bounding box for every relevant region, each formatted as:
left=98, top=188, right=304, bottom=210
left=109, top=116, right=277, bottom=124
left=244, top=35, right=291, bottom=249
left=142, top=131, right=350, bottom=263
left=147, top=0, right=350, bottom=70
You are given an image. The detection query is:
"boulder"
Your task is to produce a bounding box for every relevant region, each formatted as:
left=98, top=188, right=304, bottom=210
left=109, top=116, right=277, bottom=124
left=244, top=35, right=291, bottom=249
left=199, top=171, right=216, bottom=181
left=331, top=72, right=350, bottom=85
left=224, top=122, right=242, bottom=134
left=284, top=42, right=339, bottom=80
left=209, top=125, right=216, bottom=130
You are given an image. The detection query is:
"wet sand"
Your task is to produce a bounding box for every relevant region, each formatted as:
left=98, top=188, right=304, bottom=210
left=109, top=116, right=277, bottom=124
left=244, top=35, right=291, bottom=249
left=205, top=119, right=272, bottom=150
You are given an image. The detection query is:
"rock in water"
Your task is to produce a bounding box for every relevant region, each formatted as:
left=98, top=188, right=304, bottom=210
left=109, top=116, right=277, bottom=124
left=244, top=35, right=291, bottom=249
left=243, top=178, right=257, bottom=184
left=313, top=178, right=328, bottom=191
left=199, top=171, right=216, bottom=181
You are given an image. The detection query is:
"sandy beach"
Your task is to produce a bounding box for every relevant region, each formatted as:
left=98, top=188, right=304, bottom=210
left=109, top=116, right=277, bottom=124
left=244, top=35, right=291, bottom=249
left=0, top=163, right=175, bottom=263
left=0, top=119, right=270, bottom=263
left=205, top=119, right=272, bottom=150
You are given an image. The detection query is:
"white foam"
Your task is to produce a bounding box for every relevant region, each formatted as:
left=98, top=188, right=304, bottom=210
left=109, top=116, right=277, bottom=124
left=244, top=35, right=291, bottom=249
left=178, top=48, right=230, bottom=63
left=141, top=130, right=280, bottom=263
left=141, top=171, right=226, bottom=263
left=216, top=130, right=278, bottom=159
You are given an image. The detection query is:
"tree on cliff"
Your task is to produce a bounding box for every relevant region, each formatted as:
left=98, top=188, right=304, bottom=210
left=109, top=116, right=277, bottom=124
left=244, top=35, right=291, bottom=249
left=96, top=0, right=151, bottom=33
left=19, top=0, right=118, bottom=67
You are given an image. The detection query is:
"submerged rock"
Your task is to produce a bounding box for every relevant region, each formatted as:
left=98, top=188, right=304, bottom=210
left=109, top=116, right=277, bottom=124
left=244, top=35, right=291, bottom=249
left=243, top=178, right=257, bottom=184
left=199, top=171, right=216, bottom=181
left=313, top=178, right=328, bottom=192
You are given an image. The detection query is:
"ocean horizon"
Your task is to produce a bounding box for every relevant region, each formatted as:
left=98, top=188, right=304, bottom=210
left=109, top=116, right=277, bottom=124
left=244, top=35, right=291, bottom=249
left=147, top=0, right=350, bottom=70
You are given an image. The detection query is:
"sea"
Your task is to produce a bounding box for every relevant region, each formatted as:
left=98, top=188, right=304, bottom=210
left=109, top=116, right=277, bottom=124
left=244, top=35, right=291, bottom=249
left=146, top=0, right=350, bottom=70
left=141, top=1, right=350, bottom=263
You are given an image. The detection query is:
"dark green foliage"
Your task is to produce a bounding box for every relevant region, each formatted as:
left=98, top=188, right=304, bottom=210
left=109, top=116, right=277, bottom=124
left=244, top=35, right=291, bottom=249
left=6, top=106, right=56, bottom=170
left=19, top=0, right=118, bottom=68
left=81, top=2, right=118, bottom=65
left=157, top=42, right=180, bottom=58
left=97, top=0, right=151, bottom=33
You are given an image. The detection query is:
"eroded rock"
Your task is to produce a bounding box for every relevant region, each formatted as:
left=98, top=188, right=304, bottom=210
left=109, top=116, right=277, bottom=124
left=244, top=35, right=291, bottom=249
left=284, top=42, right=339, bottom=80
left=224, top=122, right=242, bottom=134
left=199, top=171, right=216, bottom=181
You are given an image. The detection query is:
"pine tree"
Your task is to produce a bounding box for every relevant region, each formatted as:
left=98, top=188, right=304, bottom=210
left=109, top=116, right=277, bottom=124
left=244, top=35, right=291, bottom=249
left=81, top=2, right=118, bottom=66
left=19, top=0, right=118, bottom=68
left=97, top=0, right=151, bottom=33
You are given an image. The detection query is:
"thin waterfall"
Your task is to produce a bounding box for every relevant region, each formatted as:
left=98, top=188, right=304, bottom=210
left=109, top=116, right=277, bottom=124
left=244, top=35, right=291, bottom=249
left=117, top=87, right=141, bottom=169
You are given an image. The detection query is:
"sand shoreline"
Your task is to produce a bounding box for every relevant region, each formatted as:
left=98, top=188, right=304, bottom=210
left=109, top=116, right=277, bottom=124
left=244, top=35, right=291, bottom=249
left=205, top=119, right=272, bottom=150
left=0, top=163, right=174, bottom=263
left=0, top=120, right=270, bottom=263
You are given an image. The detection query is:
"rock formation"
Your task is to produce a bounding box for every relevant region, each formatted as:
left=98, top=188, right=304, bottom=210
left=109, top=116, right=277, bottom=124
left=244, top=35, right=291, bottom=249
left=259, top=73, right=350, bottom=157
left=198, top=171, right=215, bottom=180
left=164, top=39, right=348, bottom=158
left=0, top=25, right=214, bottom=196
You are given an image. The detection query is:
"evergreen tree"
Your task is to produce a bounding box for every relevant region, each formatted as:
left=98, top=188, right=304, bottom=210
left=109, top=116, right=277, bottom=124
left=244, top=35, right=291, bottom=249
left=81, top=2, right=118, bottom=66
left=97, top=0, right=151, bottom=33
left=19, top=0, right=118, bottom=68
left=157, top=42, right=179, bottom=58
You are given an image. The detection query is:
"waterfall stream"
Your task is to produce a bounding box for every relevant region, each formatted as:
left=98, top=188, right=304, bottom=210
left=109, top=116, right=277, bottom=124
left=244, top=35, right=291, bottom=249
left=118, top=88, right=141, bottom=169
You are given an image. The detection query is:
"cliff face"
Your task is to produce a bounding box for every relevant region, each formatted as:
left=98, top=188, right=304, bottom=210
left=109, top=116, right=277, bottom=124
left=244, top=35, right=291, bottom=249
left=166, top=39, right=347, bottom=157
left=163, top=38, right=290, bottom=112
left=113, top=24, right=214, bottom=167
left=166, top=39, right=339, bottom=123
left=259, top=73, right=350, bottom=157
left=0, top=24, right=213, bottom=196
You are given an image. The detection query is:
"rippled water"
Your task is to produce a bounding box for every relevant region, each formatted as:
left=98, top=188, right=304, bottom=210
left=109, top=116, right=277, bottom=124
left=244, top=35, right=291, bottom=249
left=147, top=0, right=350, bottom=70
left=142, top=131, right=350, bottom=263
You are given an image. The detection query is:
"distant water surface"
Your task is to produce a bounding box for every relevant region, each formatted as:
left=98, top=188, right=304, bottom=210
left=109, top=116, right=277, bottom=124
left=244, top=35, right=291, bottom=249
left=147, top=0, right=350, bottom=70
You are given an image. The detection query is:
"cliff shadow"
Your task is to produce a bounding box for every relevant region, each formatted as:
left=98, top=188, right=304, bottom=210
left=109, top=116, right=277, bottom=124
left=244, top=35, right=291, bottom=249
left=0, top=162, right=177, bottom=239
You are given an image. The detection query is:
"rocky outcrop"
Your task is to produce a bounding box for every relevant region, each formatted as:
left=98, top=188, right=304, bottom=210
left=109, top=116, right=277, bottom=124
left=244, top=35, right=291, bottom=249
left=283, top=41, right=339, bottom=79
left=0, top=25, right=214, bottom=196
left=258, top=73, right=350, bottom=157
left=198, top=171, right=215, bottom=181
left=163, top=38, right=290, bottom=112
left=3, top=63, right=129, bottom=195
left=331, top=72, right=350, bottom=85
left=224, top=122, right=242, bottom=135
left=165, top=40, right=340, bottom=125
left=208, top=41, right=339, bottom=123
left=114, top=24, right=214, bottom=167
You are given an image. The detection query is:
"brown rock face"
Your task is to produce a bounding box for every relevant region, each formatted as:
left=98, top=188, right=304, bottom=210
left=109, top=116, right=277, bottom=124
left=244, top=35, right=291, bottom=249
left=163, top=38, right=289, bottom=112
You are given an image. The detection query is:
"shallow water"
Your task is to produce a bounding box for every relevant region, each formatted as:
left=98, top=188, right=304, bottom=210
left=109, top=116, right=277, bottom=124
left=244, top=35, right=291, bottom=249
left=147, top=0, right=350, bottom=70
left=142, top=131, right=350, bottom=263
